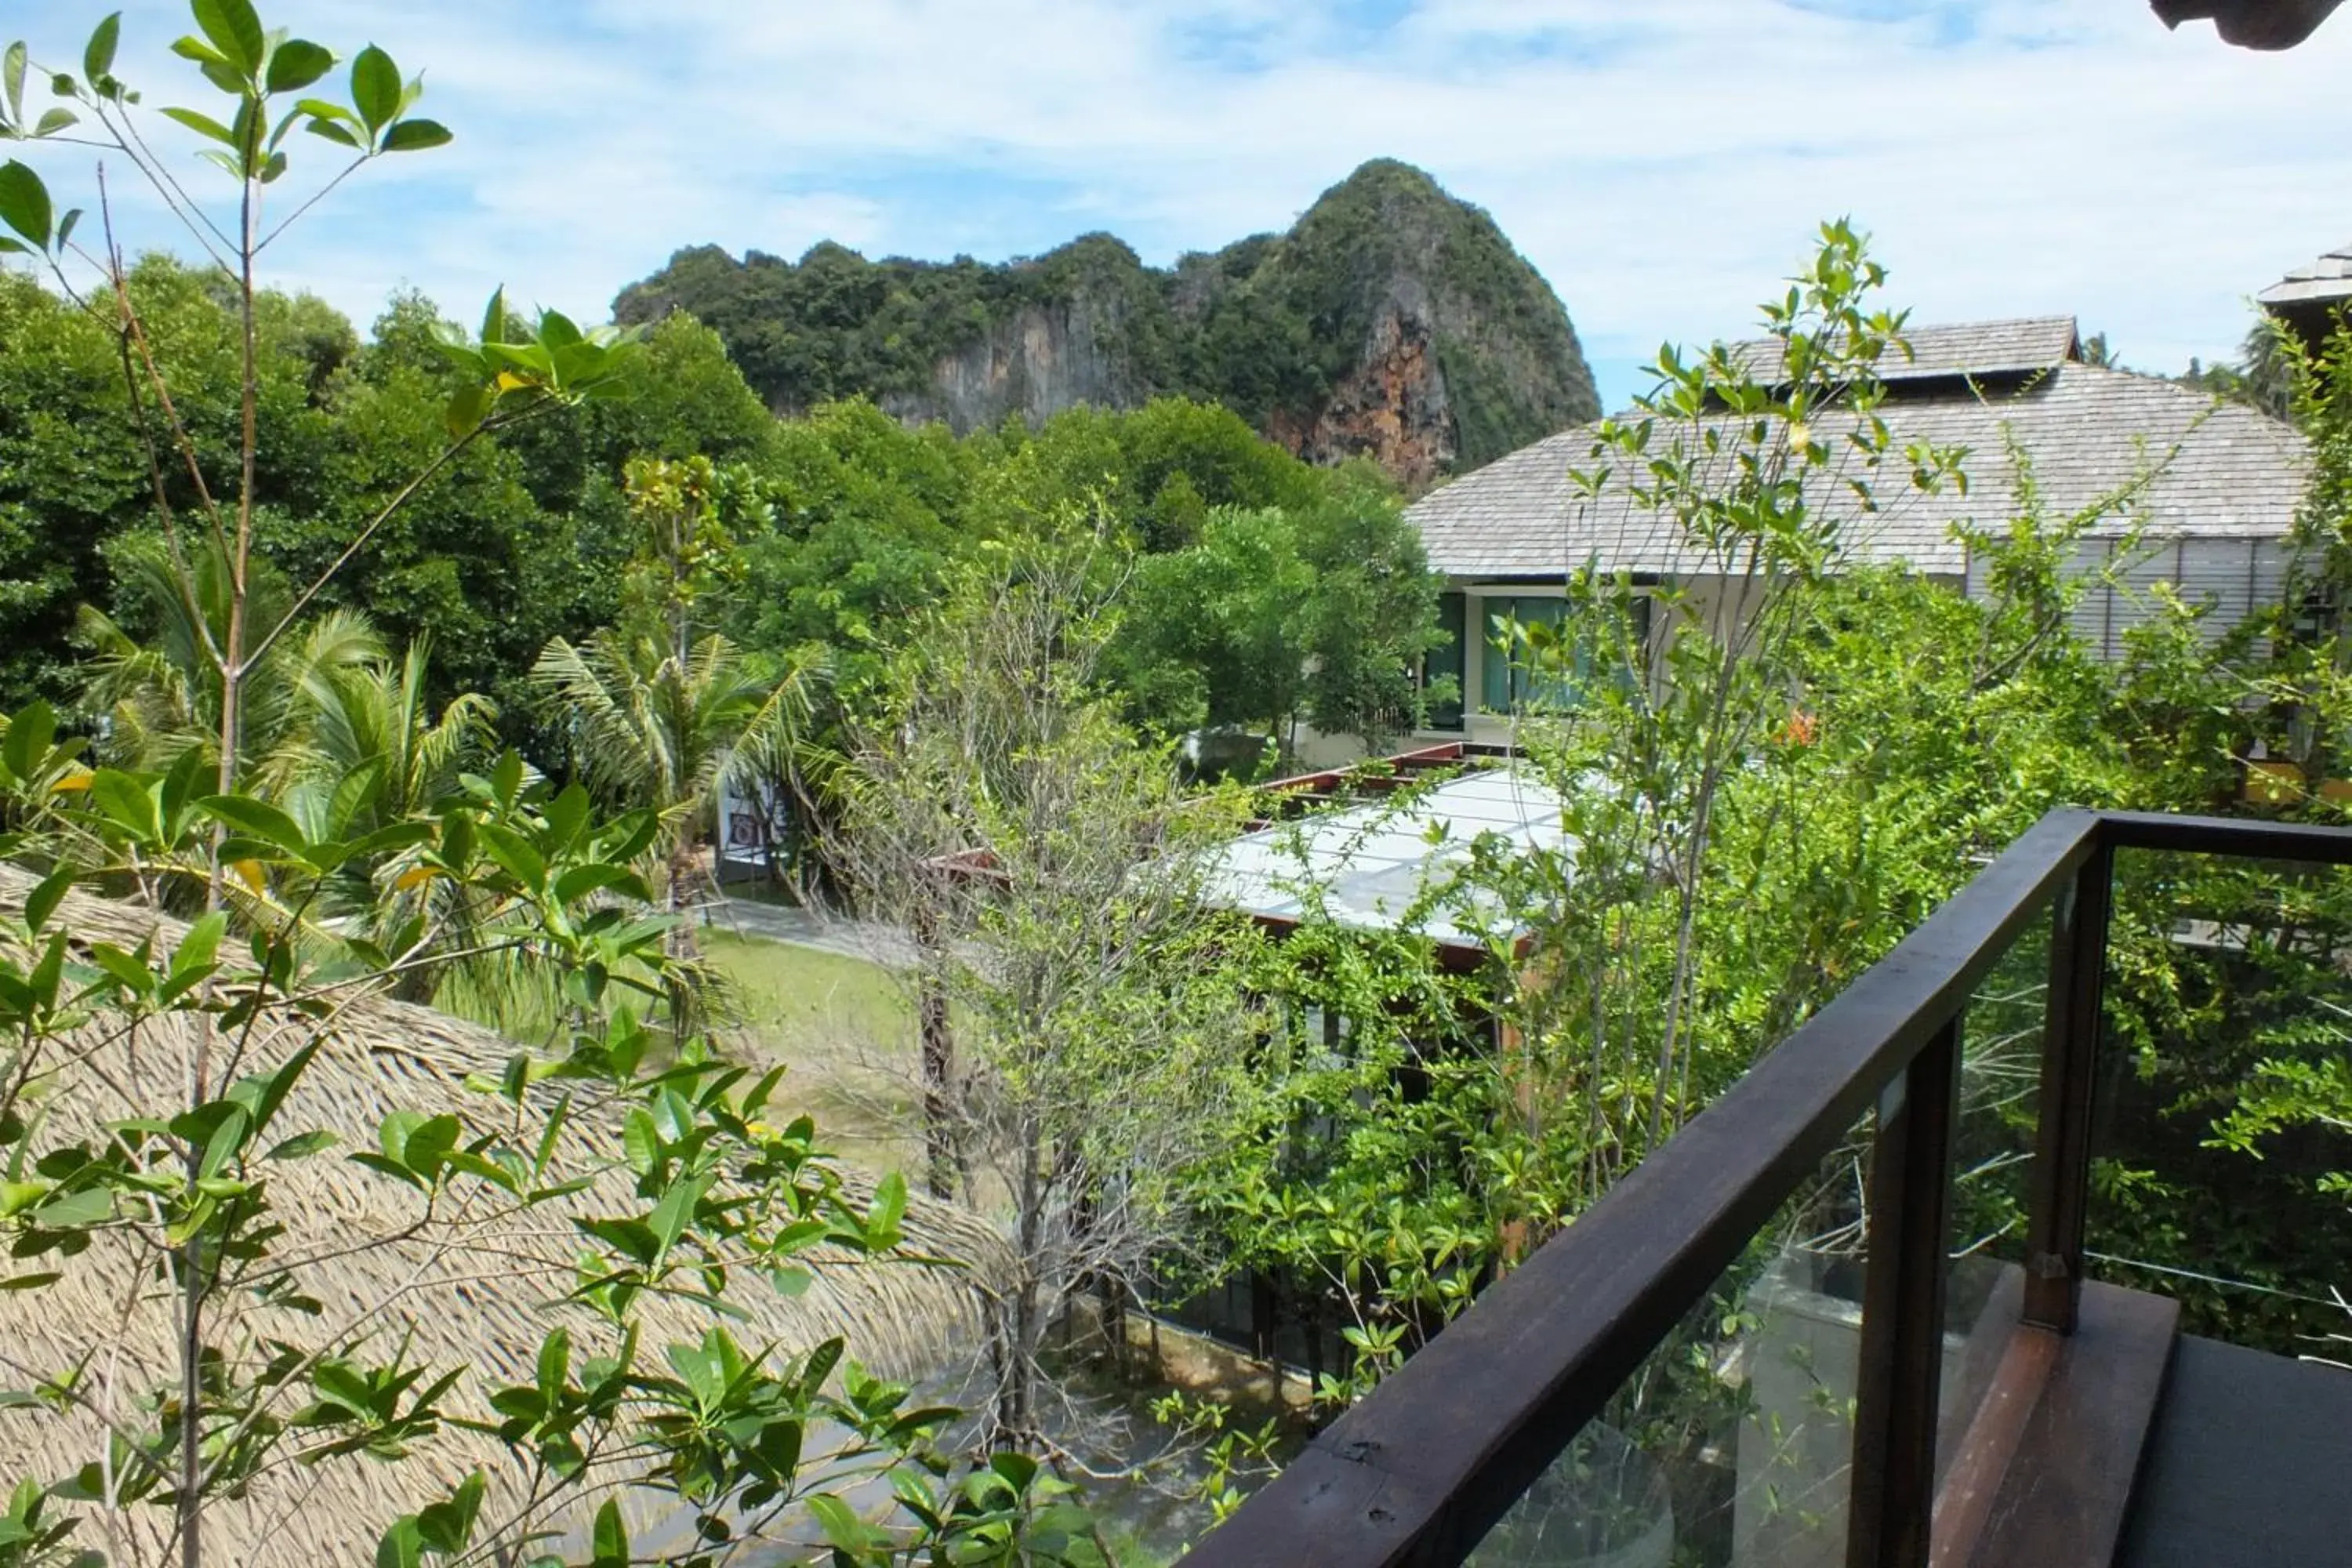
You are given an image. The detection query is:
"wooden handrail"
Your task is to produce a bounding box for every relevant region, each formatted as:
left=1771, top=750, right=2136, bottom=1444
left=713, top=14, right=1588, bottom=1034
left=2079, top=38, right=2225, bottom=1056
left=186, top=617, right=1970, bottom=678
left=1172, top=808, right=2352, bottom=1568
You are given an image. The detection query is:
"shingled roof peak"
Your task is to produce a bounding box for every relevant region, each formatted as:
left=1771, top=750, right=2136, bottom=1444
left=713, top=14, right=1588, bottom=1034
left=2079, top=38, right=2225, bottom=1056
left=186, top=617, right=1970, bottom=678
left=2264, top=240, right=2352, bottom=291
left=1731, top=314, right=2082, bottom=387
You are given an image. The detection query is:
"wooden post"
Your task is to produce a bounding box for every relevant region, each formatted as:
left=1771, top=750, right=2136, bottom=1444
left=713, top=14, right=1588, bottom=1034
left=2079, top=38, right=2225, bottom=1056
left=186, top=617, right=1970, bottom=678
left=1847, top=1015, right=1963, bottom=1568
left=2024, top=841, right=2113, bottom=1333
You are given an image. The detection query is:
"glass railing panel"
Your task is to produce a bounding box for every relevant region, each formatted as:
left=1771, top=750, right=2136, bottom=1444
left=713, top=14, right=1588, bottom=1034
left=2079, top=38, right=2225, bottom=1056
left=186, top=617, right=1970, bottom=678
left=1465, top=1103, right=1879, bottom=1568
left=2094, top=846, right=2352, bottom=1358
left=1933, top=896, right=2051, bottom=1485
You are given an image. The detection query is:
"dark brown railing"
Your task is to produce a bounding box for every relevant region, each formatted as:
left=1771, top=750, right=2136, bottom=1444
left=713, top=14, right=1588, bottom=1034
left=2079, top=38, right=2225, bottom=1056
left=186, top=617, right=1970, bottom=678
left=1173, top=808, right=2352, bottom=1568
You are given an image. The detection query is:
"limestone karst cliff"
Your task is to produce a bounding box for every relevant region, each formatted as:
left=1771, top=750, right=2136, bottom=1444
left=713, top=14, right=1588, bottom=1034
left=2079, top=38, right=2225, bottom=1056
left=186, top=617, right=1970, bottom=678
left=613, top=159, right=1599, bottom=487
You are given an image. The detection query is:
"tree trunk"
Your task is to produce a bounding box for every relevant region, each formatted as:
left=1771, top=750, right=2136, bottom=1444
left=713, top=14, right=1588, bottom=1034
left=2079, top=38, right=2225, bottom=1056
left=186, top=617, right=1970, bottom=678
left=913, top=901, right=957, bottom=1200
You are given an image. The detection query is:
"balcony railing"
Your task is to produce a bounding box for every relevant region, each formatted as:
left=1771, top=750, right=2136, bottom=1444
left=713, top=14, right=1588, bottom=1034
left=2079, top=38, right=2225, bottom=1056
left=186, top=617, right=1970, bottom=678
left=1173, top=808, right=2352, bottom=1568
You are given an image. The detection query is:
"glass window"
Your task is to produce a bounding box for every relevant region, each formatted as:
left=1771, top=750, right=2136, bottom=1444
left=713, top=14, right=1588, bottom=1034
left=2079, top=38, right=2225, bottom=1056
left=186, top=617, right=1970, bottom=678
left=1479, top=593, right=1649, bottom=715
left=1425, top=592, right=1465, bottom=730
left=1480, top=595, right=1570, bottom=713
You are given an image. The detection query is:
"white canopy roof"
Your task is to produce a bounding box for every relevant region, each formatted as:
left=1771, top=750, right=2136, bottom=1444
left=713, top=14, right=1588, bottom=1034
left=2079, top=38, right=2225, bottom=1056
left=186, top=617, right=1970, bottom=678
left=1203, top=766, right=1569, bottom=950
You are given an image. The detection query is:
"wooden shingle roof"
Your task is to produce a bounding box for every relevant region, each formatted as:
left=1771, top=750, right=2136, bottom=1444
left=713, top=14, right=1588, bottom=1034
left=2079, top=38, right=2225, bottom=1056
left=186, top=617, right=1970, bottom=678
left=1409, top=344, right=2307, bottom=581
left=1733, top=315, right=2081, bottom=387
left=2258, top=240, right=2352, bottom=312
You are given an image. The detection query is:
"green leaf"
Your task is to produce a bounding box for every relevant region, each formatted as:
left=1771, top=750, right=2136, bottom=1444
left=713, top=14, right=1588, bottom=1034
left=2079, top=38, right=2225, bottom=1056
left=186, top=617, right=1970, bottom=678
left=169, top=35, right=230, bottom=68
left=159, top=104, right=238, bottom=147
left=245, top=1037, right=321, bottom=1137
left=589, top=1498, right=627, bottom=1568
left=158, top=748, right=207, bottom=840
left=647, top=1173, right=707, bottom=1258
left=551, top=863, right=633, bottom=906
left=381, top=118, right=449, bottom=154
left=989, top=1450, right=1040, bottom=1490
left=24, top=869, right=73, bottom=937
left=32, top=107, right=75, bottom=137
left=400, top=1114, right=460, bottom=1181
left=83, top=13, right=121, bottom=83
left=4, top=42, right=26, bottom=125
left=0, top=161, right=51, bottom=249
left=866, top=1168, right=907, bottom=1249
left=806, top=1495, right=872, bottom=1555
left=27, top=933, right=61, bottom=1013
left=191, top=0, right=264, bottom=74
left=198, top=1105, right=250, bottom=1181
left=478, top=285, right=509, bottom=347
left=301, top=107, right=361, bottom=149
left=170, top=911, right=227, bottom=982
left=620, top=1107, right=658, bottom=1176
left=201, top=794, right=308, bottom=855
left=374, top=1517, right=423, bottom=1568
left=535, top=1327, right=570, bottom=1403
left=29, top=1187, right=110, bottom=1229
left=347, top=1151, right=425, bottom=1192
left=441, top=379, right=492, bottom=438
left=493, top=749, right=526, bottom=804
left=264, top=1130, right=336, bottom=1161
left=350, top=45, right=398, bottom=132
left=474, top=823, right=546, bottom=890
left=3, top=700, right=56, bottom=783
left=416, top=1471, right=485, bottom=1553
left=87, top=943, right=153, bottom=998
left=265, top=38, right=333, bottom=94
left=89, top=770, right=160, bottom=844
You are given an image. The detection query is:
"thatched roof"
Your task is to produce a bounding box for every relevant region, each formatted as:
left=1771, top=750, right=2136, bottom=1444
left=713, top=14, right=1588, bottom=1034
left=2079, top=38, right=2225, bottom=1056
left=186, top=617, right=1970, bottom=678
left=0, top=866, right=1006, bottom=1566
left=1407, top=325, right=2307, bottom=581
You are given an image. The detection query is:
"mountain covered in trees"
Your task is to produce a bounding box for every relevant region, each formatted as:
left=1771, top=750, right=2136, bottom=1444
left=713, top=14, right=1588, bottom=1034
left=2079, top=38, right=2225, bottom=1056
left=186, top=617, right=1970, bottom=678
left=613, top=159, right=1600, bottom=488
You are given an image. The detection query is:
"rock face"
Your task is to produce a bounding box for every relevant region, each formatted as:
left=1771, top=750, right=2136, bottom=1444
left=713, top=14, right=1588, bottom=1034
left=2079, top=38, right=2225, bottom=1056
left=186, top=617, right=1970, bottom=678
left=1269, top=299, right=1454, bottom=489
left=880, top=295, right=1144, bottom=432
left=613, top=160, right=1600, bottom=487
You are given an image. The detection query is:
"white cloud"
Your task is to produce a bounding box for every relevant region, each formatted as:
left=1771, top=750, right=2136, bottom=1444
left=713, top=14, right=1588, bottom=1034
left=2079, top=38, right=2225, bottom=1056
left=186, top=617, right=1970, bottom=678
left=11, top=0, right=2350, bottom=405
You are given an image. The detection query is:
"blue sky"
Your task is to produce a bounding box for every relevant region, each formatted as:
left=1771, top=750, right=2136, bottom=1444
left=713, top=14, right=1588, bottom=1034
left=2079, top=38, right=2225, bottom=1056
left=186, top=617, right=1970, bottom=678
left=8, top=0, right=2351, bottom=411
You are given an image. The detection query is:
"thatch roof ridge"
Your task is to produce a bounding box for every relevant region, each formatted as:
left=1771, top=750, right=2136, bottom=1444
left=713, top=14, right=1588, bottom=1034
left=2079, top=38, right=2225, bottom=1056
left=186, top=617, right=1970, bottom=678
left=0, top=866, right=1005, bottom=1565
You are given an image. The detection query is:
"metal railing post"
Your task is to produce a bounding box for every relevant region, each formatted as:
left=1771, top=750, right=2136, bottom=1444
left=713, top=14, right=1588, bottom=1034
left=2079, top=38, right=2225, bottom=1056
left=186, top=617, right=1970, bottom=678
left=2023, top=838, right=2114, bottom=1332
left=1847, top=1015, right=1964, bottom=1568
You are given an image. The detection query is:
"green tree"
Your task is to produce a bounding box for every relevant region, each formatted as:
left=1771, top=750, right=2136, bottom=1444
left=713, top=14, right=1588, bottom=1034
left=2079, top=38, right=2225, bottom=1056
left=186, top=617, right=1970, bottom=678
left=75, top=535, right=379, bottom=780
left=833, top=540, right=1261, bottom=1451
left=533, top=458, right=822, bottom=930
left=728, top=399, right=974, bottom=710
left=1109, top=478, right=1443, bottom=756
left=0, top=12, right=1071, bottom=1568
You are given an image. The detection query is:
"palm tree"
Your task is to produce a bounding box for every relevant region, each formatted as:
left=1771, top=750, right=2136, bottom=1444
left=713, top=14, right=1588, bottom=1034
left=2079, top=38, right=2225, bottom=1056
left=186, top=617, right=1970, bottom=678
left=78, top=540, right=516, bottom=996
left=260, top=636, right=497, bottom=834
left=77, top=536, right=381, bottom=781
left=532, top=626, right=822, bottom=938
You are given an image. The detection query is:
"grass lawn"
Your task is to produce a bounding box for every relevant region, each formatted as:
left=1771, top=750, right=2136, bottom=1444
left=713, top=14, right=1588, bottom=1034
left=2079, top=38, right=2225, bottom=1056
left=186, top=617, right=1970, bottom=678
left=435, top=932, right=924, bottom=1175
left=701, top=931, right=920, bottom=1173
